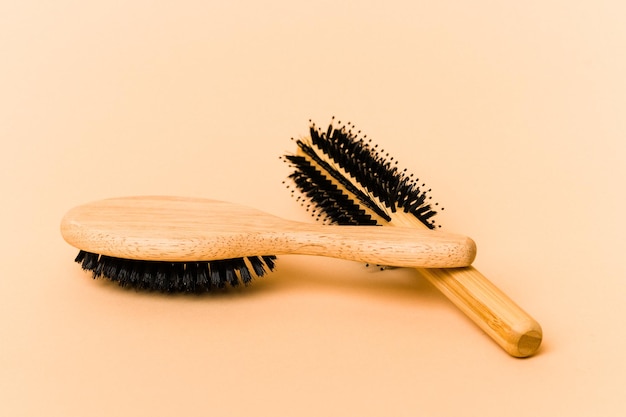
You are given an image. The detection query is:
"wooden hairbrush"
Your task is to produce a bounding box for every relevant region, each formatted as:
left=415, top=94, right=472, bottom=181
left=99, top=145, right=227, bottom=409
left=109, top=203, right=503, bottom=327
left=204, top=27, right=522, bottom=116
left=61, top=196, right=476, bottom=292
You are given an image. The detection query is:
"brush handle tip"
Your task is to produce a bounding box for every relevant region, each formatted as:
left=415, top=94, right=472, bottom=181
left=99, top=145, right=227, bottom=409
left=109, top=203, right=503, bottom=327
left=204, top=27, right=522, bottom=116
left=420, top=266, right=543, bottom=358
left=515, top=328, right=543, bottom=358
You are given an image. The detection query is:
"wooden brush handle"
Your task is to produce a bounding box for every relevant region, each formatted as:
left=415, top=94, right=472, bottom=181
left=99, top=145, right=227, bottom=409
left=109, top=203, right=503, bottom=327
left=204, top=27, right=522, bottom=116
left=280, top=225, right=476, bottom=269
left=386, top=215, right=542, bottom=357
left=417, top=266, right=542, bottom=357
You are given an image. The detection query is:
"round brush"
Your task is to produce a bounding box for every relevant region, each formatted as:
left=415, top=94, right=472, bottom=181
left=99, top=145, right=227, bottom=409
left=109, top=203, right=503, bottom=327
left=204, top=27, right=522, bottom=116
left=282, top=119, right=542, bottom=357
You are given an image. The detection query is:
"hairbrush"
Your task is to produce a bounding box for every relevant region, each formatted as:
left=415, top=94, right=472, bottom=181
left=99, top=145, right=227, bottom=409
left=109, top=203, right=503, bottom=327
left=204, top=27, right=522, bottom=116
left=282, top=118, right=542, bottom=357
left=61, top=195, right=475, bottom=292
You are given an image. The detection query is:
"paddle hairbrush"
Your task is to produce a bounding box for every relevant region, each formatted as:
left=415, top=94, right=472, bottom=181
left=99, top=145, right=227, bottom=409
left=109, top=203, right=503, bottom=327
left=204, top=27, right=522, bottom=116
left=61, top=196, right=475, bottom=292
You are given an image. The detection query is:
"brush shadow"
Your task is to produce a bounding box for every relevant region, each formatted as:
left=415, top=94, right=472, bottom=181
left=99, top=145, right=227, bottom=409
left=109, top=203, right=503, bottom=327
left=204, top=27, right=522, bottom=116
left=249, top=256, right=450, bottom=306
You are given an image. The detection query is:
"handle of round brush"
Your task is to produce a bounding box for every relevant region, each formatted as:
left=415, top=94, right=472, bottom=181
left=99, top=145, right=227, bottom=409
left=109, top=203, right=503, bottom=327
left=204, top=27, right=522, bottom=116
left=417, top=266, right=542, bottom=357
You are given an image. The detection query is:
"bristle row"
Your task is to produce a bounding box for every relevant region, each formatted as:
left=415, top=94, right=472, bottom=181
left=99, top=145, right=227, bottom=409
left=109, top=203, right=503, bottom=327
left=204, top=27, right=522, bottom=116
left=74, top=250, right=276, bottom=293
left=284, top=154, right=379, bottom=225
left=304, top=121, right=440, bottom=229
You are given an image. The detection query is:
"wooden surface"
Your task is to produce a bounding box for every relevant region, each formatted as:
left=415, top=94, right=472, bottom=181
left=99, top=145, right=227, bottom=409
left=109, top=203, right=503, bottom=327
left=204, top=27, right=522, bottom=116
left=2, top=2, right=625, bottom=416
left=61, top=196, right=476, bottom=268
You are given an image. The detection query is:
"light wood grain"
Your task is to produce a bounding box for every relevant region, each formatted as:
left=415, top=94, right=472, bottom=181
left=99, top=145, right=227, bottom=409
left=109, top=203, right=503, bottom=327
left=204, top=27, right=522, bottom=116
left=417, top=267, right=542, bottom=357
left=61, top=196, right=476, bottom=269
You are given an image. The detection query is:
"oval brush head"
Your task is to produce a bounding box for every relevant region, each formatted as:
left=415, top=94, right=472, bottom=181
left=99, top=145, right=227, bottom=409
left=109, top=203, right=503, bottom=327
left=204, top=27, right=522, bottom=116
left=61, top=196, right=476, bottom=293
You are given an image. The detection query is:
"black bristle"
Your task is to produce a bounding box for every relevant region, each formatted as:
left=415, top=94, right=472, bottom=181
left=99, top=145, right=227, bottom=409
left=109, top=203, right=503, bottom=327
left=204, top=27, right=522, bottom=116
left=261, top=255, right=277, bottom=272
left=155, top=263, right=170, bottom=292
left=283, top=120, right=441, bottom=229
left=239, top=263, right=253, bottom=285
left=248, top=256, right=267, bottom=277
left=209, top=262, right=226, bottom=289
left=225, top=259, right=243, bottom=287
left=116, top=262, right=130, bottom=285
left=75, top=250, right=86, bottom=264
left=73, top=251, right=275, bottom=293
left=283, top=154, right=380, bottom=225
left=196, top=262, right=210, bottom=290
left=183, top=262, right=197, bottom=292
left=78, top=251, right=99, bottom=271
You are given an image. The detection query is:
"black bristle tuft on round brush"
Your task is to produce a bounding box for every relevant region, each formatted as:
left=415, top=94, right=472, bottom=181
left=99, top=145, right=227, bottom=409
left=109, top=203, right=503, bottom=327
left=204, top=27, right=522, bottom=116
left=74, top=250, right=277, bottom=293
left=283, top=154, right=380, bottom=225
left=283, top=119, right=441, bottom=229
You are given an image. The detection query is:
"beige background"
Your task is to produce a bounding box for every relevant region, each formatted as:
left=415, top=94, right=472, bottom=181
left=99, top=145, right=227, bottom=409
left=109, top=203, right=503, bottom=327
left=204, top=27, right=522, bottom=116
left=2, top=1, right=625, bottom=416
